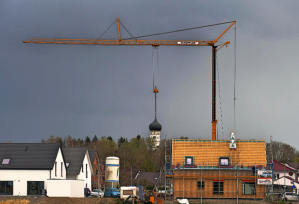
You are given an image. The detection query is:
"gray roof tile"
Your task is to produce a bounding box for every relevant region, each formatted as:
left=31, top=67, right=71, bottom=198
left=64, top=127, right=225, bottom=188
left=88, top=149, right=98, bottom=163
left=0, top=143, right=60, bottom=169
left=62, top=147, right=87, bottom=177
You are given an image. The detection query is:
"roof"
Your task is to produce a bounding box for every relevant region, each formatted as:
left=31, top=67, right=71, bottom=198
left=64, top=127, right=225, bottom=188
left=0, top=143, right=60, bottom=169
left=149, top=119, right=162, bottom=131
left=284, top=162, right=299, bottom=170
left=273, top=160, right=295, bottom=172
left=62, top=147, right=87, bottom=177
left=88, top=149, right=98, bottom=163
left=172, top=139, right=266, bottom=167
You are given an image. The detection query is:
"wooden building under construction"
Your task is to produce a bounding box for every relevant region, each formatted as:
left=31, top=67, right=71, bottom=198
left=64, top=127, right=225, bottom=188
left=169, top=138, right=268, bottom=199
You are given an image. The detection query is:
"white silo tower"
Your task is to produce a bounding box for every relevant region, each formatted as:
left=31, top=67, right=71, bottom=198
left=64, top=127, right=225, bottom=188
left=105, top=156, right=119, bottom=188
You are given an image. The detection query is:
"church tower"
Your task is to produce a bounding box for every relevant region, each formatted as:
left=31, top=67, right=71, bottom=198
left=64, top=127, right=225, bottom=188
left=149, top=86, right=162, bottom=149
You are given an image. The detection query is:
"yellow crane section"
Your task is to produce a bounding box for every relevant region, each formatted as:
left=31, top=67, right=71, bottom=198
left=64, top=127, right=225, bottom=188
left=23, top=17, right=235, bottom=47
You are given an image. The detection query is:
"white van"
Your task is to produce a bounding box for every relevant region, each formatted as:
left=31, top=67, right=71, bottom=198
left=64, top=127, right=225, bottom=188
left=120, top=186, right=139, bottom=200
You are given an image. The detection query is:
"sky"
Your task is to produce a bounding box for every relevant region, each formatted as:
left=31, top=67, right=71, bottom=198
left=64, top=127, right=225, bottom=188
left=1, top=0, right=299, bottom=148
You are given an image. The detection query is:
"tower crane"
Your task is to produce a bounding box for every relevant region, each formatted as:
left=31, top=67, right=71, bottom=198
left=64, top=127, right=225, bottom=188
left=23, top=17, right=236, bottom=141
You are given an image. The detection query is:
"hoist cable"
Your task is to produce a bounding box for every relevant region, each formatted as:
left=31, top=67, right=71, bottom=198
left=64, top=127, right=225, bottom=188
left=152, top=47, right=155, bottom=90
left=156, top=47, right=160, bottom=88
left=152, top=46, right=160, bottom=89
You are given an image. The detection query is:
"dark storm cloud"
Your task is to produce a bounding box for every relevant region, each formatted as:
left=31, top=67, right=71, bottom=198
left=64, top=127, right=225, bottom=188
left=1, top=0, right=299, bottom=148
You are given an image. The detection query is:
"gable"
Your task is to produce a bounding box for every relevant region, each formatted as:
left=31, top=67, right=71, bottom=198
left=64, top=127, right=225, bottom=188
left=85, top=150, right=93, bottom=175
left=62, top=147, right=87, bottom=177
left=88, top=150, right=98, bottom=164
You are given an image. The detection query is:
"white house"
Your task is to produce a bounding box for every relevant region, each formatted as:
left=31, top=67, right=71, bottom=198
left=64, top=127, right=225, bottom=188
left=62, top=147, right=93, bottom=190
left=272, top=160, right=299, bottom=193
left=0, top=143, right=93, bottom=197
left=0, top=143, right=66, bottom=196
left=272, top=160, right=297, bottom=181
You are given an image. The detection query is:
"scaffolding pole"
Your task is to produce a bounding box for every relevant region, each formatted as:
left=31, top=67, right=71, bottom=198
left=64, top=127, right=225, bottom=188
left=236, top=167, right=239, bottom=204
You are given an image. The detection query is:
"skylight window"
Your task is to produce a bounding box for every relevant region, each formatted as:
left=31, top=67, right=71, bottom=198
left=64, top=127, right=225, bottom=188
left=2, top=159, right=10, bottom=165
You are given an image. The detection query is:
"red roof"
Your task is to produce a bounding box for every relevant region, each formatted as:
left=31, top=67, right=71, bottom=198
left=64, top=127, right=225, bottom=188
left=273, top=160, right=295, bottom=172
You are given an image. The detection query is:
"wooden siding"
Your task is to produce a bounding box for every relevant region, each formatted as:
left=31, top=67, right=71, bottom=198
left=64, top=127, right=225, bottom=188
left=172, top=139, right=266, bottom=167
left=172, top=169, right=266, bottom=199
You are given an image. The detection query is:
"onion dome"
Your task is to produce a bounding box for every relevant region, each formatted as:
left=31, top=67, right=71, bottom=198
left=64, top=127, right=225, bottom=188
left=149, top=118, right=162, bottom=131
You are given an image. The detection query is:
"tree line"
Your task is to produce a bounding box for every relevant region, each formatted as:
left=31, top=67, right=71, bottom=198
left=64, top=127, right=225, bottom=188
left=41, top=135, right=171, bottom=186
left=42, top=135, right=299, bottom=185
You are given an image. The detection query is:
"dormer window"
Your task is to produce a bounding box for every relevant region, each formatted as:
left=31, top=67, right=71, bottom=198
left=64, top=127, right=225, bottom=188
left=185, top=156, right=194, bottom=166
left=219, top=157, right=230, bottom=166
left=2, top=158, right=10, bottom=165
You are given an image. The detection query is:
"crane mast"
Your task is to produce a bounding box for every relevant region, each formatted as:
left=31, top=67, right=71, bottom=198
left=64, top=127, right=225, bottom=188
left=23, top=18, right=236, bottom=140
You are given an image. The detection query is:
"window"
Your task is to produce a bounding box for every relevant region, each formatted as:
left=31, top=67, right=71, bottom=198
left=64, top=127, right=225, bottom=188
left=242, top=182, right=255, bottom=195
left=61, top=162, right=63, bottom=177
left=66, top=162, right=70, bottom=168
left=27, top=181, right=44, bottom=195
left=2, top=159, right=10, bottom=165
left=86, top=164, right=88, bottom=178
left=197, top=181, right=205, bottom=189
left=219, top=157, right=230, bottom=166
left=185, top=156, right=194, bottom=166
left=96, top=169, right=98, bottom=175
left=213, top=182, right=224, bottom=195
left=55, top=162, right=57, bottom=176
left=0, top=181, right=13, bottom=195
left=123, top=190, right=133, bottom=195
left=82, top=164, right=83, bottom=173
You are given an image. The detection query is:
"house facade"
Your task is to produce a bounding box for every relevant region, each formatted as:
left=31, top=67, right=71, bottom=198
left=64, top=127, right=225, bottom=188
left=88, top=150, right=104, bottom=190
left=169, top=139, right=268, bottom=199
left=272, top=160, right=299, bottom=193
left=0, top=143, right=66, bottom=196
left=62, top=147, right=93, bottom=190
left=272, top=160, right=297, bottom=181
left=0, top=143, right=94, bottom=197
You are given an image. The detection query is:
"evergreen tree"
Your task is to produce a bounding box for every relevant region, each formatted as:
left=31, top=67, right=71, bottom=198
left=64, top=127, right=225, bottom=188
left=85, top=136, right=91, bottom=145
left=92, top=135, right=98, bottom=143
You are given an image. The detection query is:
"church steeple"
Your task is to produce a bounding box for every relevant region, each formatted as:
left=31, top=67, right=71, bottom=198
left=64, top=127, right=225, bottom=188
left=149, top=86, right=162, bottom=148
left=149, top=86, right=162, bottom=131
